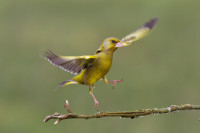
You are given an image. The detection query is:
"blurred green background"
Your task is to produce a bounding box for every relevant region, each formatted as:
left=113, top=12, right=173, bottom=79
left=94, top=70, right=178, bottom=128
left=1, top=0, right=200, bottom=133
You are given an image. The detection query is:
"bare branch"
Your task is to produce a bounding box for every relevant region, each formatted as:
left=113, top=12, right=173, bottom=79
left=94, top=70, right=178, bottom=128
left=44, top=104, right=200, bottom=124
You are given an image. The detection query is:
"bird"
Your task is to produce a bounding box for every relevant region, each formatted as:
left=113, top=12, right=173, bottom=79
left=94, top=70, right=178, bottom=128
left=44, top=17, right=158, bottom=111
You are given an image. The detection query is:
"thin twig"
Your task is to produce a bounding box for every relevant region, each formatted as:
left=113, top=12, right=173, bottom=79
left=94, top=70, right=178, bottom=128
left=44, top=103, right=200, bottom=124
left=64, top=100, right=72, bottom=113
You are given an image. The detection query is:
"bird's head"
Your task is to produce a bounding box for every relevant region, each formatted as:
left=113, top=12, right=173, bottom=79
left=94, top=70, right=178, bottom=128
left=96, top=38, right=122, bottom=54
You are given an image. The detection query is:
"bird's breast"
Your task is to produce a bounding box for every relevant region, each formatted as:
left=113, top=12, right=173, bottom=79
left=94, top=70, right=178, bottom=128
left=83, top=54, right=113, bottom=85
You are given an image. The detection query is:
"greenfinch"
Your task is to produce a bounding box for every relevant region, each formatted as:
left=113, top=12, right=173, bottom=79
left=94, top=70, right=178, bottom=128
left=44, top=17, right=158, bottom=111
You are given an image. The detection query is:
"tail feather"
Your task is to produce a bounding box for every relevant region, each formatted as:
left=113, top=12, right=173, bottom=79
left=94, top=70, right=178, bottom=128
left=57, top=80, right=77, bottom=89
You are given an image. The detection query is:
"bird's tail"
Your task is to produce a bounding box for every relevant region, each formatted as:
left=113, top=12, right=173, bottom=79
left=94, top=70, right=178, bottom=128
left=57, top=80, right=78, bottom=89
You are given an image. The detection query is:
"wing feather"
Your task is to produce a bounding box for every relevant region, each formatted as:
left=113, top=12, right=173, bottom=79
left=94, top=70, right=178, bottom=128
left=44, top=50, right=97, bottom=75
left=121, top=17, right=158, bottom=46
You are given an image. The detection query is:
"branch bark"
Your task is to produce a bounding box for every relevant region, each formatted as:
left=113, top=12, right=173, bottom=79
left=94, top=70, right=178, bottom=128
left=44, top=103, right=200, bottom=124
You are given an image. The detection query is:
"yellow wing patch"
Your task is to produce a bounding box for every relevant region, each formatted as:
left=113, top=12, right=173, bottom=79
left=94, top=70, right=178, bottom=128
left=121, top=17, right=158, bottom=47
left=44, top=50, right=97, bottom=75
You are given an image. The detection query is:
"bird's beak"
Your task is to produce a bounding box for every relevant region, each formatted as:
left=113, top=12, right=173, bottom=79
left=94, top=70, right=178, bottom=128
left=115, top=42, right=124, bottom=48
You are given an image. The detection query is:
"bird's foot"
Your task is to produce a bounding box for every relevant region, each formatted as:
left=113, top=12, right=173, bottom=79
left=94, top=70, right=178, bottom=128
left=107, top=79, right=123, bottom=88
left=90, top=92, right=99, bottom=111
left=94, top=99, right=99, bottom=111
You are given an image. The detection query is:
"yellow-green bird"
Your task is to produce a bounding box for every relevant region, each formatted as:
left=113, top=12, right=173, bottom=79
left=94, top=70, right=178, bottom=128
left=44, top=17, right=158, bottom=111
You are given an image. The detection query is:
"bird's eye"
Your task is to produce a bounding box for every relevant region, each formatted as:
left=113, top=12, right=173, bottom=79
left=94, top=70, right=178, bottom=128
left=111, top=40, right=118, bottom=44
left=96, top=50, right=101, bottom=54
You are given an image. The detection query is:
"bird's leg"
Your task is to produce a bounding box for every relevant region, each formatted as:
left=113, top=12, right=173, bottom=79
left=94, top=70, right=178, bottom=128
left=89, top=85, right=99, bottom=111
left=103, top=76, right=123, bottom=88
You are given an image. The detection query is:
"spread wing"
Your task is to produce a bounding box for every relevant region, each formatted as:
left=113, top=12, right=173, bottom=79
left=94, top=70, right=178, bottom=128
left=121, top=17, right=158, bottom=47
left=44, top=50, right=97, bottom=75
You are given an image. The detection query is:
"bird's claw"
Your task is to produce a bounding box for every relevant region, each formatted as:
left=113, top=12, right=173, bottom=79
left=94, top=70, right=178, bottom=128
left=90, top=91, right=99, bottom=111
left=108, top=79, right=123, bottom=88
left=94, top=100, right=99, bottom=111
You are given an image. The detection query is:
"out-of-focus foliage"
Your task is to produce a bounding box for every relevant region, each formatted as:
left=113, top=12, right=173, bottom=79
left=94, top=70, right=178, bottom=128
left=1, top=0, right=200, bottom=133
